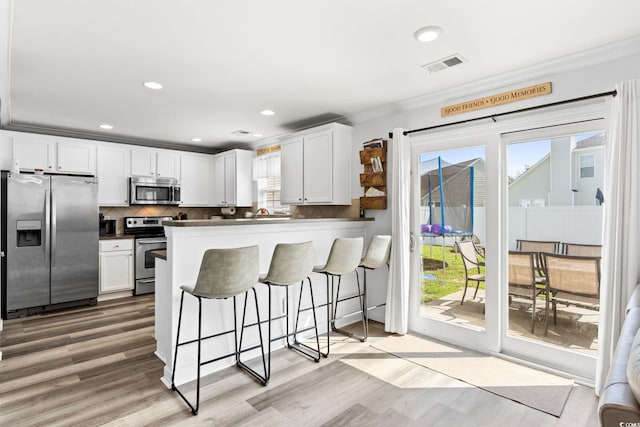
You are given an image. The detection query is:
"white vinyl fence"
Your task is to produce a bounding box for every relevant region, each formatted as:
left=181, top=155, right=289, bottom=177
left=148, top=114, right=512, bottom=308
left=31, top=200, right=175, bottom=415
left=420, top=206, right=603, bottom=249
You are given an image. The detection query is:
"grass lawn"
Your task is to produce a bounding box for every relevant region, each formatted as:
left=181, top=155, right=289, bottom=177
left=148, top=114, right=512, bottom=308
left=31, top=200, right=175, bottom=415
left=421, top=244, right=485, bottom=303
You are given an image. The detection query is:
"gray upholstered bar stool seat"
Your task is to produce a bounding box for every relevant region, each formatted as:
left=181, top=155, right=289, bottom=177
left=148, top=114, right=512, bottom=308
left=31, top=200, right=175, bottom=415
left=312, top=237, right=364, bottom=356
left=357, top=235, right=392, bottom=340
left=171, top=245, right=267, bottom=416
left=259, top=241, right=319, bottom=370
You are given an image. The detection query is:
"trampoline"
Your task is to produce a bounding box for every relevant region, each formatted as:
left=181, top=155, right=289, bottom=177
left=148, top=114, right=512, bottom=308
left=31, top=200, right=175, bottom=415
left=421, top=156, right=475, bottom=268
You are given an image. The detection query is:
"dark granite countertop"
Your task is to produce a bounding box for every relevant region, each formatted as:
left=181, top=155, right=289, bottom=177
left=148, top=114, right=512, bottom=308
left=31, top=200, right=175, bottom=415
left=99, top=234, right=134, bottom=241
left=151, top=250, right=167, bottom=260
left=163, top=217, right=374, bottom=227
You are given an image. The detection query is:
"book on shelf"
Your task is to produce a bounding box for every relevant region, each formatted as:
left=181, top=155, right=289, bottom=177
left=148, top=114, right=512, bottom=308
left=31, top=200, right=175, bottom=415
left=364, top=187, right=386, bottom=197
left=370, top=156, right=383, bottom=172
left=362, top=138, right=385, bottom=149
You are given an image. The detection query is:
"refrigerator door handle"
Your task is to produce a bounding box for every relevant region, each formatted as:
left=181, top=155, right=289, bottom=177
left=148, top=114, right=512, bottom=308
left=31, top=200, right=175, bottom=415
left=45, top=189, right=51, bottom=265
left=51, top=189, right=57, bottom=267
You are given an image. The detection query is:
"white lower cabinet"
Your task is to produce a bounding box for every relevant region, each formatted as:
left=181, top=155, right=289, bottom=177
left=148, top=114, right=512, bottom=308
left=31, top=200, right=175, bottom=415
left=99, top=239, right=134, bottom=294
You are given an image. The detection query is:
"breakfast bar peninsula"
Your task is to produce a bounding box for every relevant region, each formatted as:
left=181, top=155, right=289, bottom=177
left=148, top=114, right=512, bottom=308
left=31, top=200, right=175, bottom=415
left=154, top=217, right=372, bottom=387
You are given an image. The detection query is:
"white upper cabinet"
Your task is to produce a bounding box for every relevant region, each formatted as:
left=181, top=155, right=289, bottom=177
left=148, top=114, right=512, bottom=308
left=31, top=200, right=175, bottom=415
left=156, top=150, right=181, bottom=178
left=210, top=149, right=253, bottom=207
left=97, top=145, right=130, bottom=206
left=57, top=141, right=96, bottom=175
left=280, top=137, right=304, bottom=204
left=13, top=136, right=96, bottom=175
left=130, top=148, right=155, bottom=177
left=280, top=123, right=352, bottom=205
left=180, top=153, right=210, bottom=206
left=131, top=148, right=180, bottom=178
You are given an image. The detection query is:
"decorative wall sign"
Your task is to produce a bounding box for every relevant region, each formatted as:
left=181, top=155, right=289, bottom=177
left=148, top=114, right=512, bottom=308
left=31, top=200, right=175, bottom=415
left=256, top=144, right=280, bottom=156
left=441, top=82, right=552, bottom=117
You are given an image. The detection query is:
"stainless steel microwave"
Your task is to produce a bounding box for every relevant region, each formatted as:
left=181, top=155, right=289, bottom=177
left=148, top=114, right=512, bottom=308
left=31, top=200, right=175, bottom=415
left=130, top=176, right=181, bottom=205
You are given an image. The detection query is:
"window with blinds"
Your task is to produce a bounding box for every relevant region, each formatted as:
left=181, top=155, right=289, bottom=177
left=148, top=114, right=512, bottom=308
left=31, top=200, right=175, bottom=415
left=255, top=150, right=290, bottom=213
left=258, top=175, right=289, bottom=213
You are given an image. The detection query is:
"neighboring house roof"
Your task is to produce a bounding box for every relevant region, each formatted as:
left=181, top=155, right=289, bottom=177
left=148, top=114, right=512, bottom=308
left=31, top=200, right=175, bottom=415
left=420, top=158, right=486, bottom=206
left=575, top=133, right=605, bottom=149
left=508, top=153, right=550, bottom=187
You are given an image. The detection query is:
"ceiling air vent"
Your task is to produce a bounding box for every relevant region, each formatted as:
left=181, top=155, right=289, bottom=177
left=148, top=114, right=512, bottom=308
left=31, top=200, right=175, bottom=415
left=421, top=54, right=467, bottom=73
left=231, top=129, right=251, bottom=136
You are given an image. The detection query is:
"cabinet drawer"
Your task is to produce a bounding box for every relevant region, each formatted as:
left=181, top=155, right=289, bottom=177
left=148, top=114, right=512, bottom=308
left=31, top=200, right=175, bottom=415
left=100, top=239, right=133, bottom=252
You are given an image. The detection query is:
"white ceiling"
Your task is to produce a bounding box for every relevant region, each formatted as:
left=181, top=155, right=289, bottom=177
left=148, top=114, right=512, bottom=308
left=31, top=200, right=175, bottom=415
left=3, top=0, right=640, bottom=152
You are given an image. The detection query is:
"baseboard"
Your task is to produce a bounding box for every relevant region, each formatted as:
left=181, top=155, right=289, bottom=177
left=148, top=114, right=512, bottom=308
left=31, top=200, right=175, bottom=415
left=98, top=290, right=133, bottom=302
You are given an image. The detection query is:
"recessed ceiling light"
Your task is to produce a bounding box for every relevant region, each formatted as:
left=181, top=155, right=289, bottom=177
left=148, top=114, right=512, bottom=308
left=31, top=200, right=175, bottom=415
left=191, top=137, right=202, bottom=142
left=413, top=26, right=442, bottom=43
left=253, top=133, right=263, bottom=138
left=143, top=81, right=164, bottom=90
left=260, top=109, right=275, bottom=116
left=99, top=124, right=113, bottom=130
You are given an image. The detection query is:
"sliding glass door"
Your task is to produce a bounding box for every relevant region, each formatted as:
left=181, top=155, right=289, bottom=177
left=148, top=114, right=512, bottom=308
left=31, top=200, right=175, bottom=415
left=410, top=134, right=498, bottom=353
left=409, top=112, right=606, bottom=381
left=501, top=124, right=605, bottom=378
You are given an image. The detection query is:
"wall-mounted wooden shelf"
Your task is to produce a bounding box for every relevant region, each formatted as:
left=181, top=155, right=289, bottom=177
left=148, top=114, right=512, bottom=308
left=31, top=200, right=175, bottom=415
left=359, top=140, right=387, bottom=211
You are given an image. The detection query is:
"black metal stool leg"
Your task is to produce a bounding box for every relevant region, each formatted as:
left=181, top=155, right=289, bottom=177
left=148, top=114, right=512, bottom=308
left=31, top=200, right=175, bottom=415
left=331, top=270, right=367, bottom=342
left=290, top=278, right=321, bottom=362
left=237, top=290, right=269, bottom=385
left=289, top=278, right=321, bottom=362
left=171, top=290, right=185, bottom=390
left=170, top=291, right=202, bottom=415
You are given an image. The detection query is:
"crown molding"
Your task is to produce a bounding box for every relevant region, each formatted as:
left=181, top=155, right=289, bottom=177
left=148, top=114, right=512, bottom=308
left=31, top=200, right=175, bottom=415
left=348, top=35, right=640, bottom=125
left=2, top=122, right=222, bottom=154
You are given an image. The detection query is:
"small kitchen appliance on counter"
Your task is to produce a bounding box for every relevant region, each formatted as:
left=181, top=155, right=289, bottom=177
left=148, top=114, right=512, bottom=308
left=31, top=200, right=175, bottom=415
left=99, top=213, right=116, bottom=236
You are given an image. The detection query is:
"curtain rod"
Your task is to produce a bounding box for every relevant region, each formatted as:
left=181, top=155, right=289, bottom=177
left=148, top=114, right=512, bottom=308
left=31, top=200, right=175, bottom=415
left=392, top=89, right=617, bottom=138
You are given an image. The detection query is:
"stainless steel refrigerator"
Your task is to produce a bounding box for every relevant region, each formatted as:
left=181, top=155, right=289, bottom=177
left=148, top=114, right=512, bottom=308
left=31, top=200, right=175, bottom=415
left=1, top=171, right=99, bottom=318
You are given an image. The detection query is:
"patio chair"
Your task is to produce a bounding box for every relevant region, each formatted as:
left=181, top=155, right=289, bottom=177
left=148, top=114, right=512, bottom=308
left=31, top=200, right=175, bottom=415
left=563, top=243, right=602, bottom=258
left=460, top=234, right=485, bottom=258
left=456, top=240, right=485, bottom=305
left=516, top=239, right=561, bottom=278
left=508, top=251, right=548, bottom=334
left=541, top=253, right=601, bottom=332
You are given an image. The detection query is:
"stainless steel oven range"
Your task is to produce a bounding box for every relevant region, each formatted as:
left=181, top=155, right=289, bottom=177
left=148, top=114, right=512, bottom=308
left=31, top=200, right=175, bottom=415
left=124, top=216, right=172, bottom=295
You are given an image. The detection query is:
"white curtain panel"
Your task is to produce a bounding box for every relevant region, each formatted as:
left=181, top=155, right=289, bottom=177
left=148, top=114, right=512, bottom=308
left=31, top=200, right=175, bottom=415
left=385, top=128, right=411, bottom=334
left=596, top=79, right=640, bottom=394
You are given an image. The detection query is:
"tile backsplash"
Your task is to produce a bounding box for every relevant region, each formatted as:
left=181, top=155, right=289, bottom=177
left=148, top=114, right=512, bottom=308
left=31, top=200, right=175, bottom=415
left=100, top=199, right=360, bottom=235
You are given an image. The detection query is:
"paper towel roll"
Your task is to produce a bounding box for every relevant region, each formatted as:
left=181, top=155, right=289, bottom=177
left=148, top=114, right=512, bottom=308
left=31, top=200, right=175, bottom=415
left=221, top=207, right=236, bottom=216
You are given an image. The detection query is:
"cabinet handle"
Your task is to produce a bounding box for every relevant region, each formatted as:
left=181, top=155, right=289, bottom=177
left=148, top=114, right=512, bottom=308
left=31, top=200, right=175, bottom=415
left=58, top=166, right=62, bottom=169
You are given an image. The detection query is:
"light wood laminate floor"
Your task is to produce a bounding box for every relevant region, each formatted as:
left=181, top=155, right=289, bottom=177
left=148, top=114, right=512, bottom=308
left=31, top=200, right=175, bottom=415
left=0, top=295, right=600, bottom=426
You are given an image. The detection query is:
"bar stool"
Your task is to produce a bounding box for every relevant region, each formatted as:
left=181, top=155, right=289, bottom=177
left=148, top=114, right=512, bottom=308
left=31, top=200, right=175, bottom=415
left=313, top=237, right=364, bottom=356
left=357, top=235, right=392, bottom=340
left=260, top=241, right=319, bottom=371
left=171, top=245, right=267, bottom=416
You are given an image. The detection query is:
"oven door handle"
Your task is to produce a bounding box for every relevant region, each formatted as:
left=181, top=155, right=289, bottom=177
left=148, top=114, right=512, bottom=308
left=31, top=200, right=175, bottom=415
left=137, top=239, right=167, bottom=245
left=137, top=278, right=156, bottom=284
